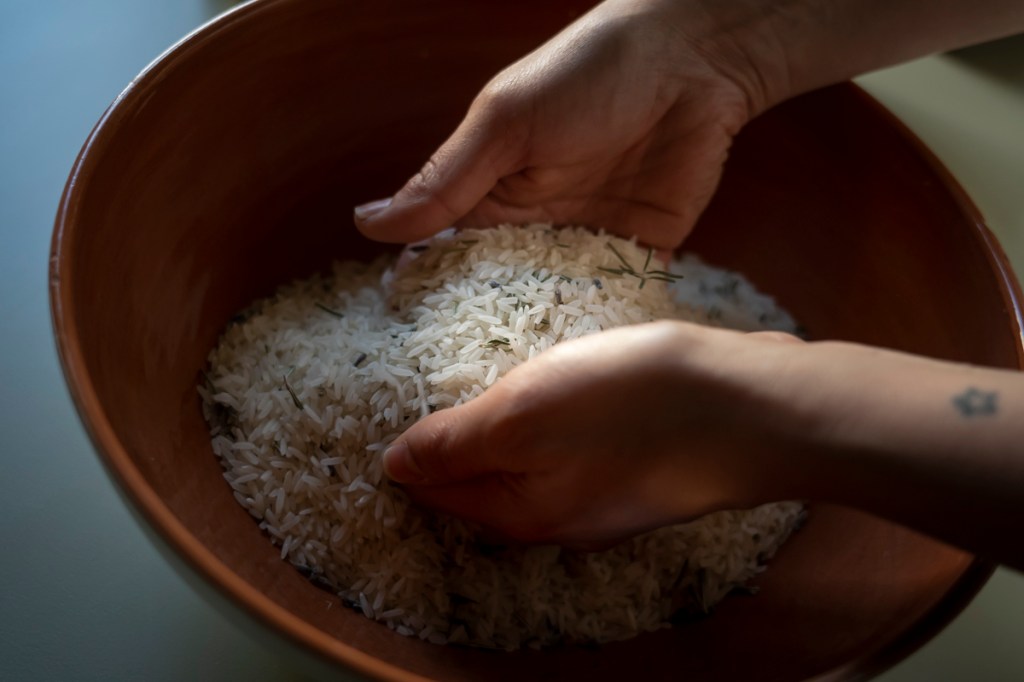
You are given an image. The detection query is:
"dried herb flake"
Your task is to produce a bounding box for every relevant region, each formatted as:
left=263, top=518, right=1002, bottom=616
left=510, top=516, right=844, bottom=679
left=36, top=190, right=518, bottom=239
left=315, top=302, right=344, bottom=318
left=283, top=374, right=304, bottom=410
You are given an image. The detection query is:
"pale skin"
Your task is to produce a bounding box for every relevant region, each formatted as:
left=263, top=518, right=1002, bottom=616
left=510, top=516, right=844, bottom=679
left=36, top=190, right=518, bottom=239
left=353, top=0, right=1024, bottom=570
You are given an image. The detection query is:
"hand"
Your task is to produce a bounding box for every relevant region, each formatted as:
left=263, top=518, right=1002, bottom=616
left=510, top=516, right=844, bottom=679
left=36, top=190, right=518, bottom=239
left=382, top=321, right=807, bottom=549
left=354, top=0, right=772, bottom=251
left=383, top=318, right=1024, bottom=569
left=354, top=0, right=1024, bottom=251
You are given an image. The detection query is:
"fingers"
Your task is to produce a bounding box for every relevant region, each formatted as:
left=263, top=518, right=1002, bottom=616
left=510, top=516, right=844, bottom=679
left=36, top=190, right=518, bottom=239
left=383, top=400, right=552, bottom=540
left=401, top=476, right=517, bottom=527
left=354, top=104, right=522, bottom=244
left=382, top=392, right=505, bottom=485
left=381, top=398, right=542, bottom=538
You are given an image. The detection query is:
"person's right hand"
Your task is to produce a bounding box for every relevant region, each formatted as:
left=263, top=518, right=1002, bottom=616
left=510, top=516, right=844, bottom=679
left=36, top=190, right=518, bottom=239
left=354, top=0, right=777, bottom=251
left=382, top=318, right=1024, bottom=570
left=381, top=321, right=810, bottom=549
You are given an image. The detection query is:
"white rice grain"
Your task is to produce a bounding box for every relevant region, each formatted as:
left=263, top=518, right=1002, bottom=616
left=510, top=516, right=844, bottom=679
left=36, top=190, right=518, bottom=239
left=201, top=224, right=804, bottom=651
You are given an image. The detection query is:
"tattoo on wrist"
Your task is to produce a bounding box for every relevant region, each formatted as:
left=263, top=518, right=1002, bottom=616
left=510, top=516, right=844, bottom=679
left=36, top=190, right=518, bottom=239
left=952, top=387, right=998, bottom=418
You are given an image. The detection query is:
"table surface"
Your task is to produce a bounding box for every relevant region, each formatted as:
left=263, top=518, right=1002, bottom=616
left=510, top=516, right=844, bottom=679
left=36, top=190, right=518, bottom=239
left=2, top=2, right=1022, bottom=680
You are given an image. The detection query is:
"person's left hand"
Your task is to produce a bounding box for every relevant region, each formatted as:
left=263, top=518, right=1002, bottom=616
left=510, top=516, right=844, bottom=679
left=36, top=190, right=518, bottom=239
left=353, top=0, right=768, bottom=251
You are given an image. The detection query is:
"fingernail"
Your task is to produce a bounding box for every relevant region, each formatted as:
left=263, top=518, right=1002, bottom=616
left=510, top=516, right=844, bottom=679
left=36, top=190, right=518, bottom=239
left=354, top=197, right=392, bottom=222
left=382, top=441, right=424, bottom=483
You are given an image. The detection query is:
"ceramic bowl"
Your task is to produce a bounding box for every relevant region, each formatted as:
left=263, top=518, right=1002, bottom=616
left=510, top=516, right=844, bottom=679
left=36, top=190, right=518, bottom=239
left=50, top=0, right=1024, bottom=680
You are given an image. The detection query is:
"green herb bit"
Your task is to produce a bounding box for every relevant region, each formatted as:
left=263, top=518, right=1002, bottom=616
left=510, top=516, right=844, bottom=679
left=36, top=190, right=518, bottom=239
left=605, top=242, right=635, bottom=271
left=555, top=243, right=570, bottom=248
left=598, top=262, right=634, bottom=278
left=598, top=266, right=642, bottom=280
left=315, top=302, right=345, bottom=318
left=599, top=243, right=685, bottom=287
left=282, top=374, right=304, bottom=410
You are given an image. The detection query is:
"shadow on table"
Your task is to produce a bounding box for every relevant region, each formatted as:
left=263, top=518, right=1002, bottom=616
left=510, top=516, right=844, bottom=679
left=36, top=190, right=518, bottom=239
left=950, top=33, right=1024, bottom=89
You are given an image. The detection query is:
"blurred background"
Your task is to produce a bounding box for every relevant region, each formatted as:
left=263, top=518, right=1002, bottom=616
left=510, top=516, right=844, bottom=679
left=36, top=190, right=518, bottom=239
left=1, top=1, right=1022, bottom=680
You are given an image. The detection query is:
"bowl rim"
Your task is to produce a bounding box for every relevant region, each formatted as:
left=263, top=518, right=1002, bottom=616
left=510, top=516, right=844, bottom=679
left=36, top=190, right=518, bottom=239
left=48, top=1, right=1023, bottom=680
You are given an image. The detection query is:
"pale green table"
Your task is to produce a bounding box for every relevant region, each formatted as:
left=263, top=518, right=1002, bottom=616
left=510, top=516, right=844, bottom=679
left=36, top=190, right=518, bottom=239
left=0, top=3, right=1020, bottom=680
left=857, top=37, right=1024, bottom=682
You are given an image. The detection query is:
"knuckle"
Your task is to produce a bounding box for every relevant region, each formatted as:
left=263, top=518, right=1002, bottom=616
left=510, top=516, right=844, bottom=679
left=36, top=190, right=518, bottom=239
left=398, top=154, right=464, bottom=224
left=477, top=73, right=521, bottom=112
left=432, top=425, right=467, bottom=480
left=473, top=78, right=530, bottom=153
left=479, top=383, right=538, bottom=462
left=403, top=156, right=443, bottom=198
left=406, top=414, right=460, bottom=480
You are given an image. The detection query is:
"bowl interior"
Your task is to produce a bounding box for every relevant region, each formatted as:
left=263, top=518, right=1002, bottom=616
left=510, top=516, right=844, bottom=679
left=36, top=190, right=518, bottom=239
left=52, top=1, right=1022, bottom=680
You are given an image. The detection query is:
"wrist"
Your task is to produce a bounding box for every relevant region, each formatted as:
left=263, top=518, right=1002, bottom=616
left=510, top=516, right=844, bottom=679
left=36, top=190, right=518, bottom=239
left=632, top=0, right=799, bottom=116
left=653, top=324, right=818, bottom=511
left=579, top=0, right=781, bottom=125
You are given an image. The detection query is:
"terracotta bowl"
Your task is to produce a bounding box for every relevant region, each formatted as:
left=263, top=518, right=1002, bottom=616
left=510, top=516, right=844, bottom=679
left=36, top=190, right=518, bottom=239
left=50, top=0, right=1024, bottom=680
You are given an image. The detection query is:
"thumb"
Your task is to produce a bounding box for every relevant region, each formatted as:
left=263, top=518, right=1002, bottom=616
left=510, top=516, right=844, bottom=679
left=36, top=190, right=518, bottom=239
left=381, top=396, right=504, bottom=485
left=354, top=108, right=515, bottom=244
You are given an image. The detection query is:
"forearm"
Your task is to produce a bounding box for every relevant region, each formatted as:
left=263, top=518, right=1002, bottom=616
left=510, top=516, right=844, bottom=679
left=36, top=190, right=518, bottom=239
left=652, top=328, right=1024, bottom=570
left=630, top=0, right=1024, bottom=114
left=776, top=343, right=1024, bottom=571
left=756, top=0, right=1024, bottom=105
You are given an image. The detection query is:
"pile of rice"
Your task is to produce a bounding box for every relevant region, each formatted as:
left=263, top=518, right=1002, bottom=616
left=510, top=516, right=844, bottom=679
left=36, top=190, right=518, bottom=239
left=200, top=224, right=804, bottom=650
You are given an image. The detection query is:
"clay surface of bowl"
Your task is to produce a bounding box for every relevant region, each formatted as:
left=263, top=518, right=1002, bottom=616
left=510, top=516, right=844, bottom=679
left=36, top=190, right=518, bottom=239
left=51, top=0, right=1024, bottom=680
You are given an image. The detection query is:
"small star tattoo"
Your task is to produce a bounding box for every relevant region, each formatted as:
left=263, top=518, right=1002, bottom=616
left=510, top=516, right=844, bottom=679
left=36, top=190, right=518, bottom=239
left=952, top=387, right=999, bottom=417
